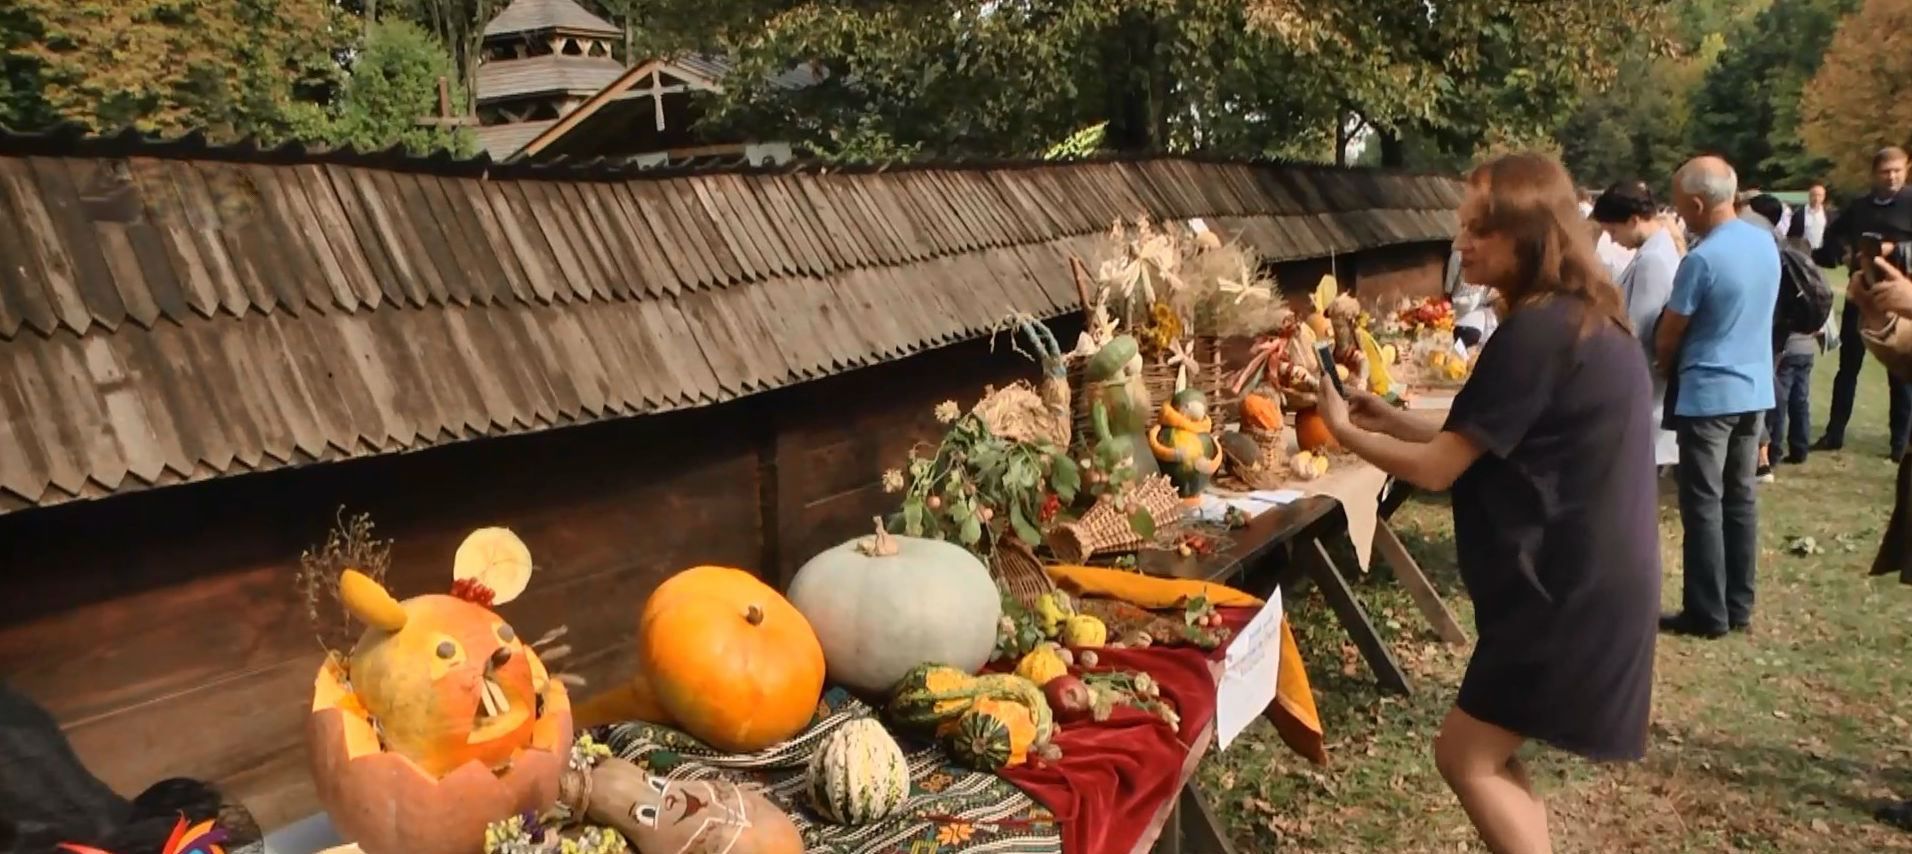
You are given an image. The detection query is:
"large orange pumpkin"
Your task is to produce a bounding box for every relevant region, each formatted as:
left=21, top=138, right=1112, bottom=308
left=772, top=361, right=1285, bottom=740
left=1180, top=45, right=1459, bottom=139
left=638, top=566, right=825, bottom=752
left=1295, top=408, right=1338, bottom=452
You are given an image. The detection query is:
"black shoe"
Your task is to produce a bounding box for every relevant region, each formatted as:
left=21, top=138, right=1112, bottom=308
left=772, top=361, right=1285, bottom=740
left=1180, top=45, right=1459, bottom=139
left=1877, top=800, right=1912, bottom=832
left=1730, top=621, right=1752, bottom=634
left=1783, top=452, right=1808, bottom=465
left=1893, top=448, right=1907, bottom=464
left=1660, top=613, right=1728, bottom=639
left=1756, top=464, right=1775, bottom=483
left=1813, top=436, right=1844, bottom=452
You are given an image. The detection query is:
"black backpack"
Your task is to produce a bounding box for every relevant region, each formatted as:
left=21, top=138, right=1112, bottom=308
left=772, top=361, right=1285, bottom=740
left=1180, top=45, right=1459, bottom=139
left=1776, top=242, right=1833, bottom=336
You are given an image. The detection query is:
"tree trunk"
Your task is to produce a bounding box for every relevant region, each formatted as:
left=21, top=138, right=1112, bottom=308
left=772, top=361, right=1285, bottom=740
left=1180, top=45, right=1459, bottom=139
left=1378, top=127, right=1404, bottom=168
left=1102, top=8, right=1162, bottom=152
left=1334, top=111, right=1351, bottom=167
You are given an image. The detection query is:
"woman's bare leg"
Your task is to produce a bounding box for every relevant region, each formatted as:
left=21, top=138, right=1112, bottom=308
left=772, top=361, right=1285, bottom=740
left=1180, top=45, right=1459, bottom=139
left=1434, top=707, right=1552, bottom=854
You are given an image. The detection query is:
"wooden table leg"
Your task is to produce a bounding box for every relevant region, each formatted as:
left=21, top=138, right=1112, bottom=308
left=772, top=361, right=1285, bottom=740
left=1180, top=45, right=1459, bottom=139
left=1306, top=537, right=1413, bottom=695
left=1372, top=522, right=1468, bottom=646
left=1176, top=785, right=1240, bottom=853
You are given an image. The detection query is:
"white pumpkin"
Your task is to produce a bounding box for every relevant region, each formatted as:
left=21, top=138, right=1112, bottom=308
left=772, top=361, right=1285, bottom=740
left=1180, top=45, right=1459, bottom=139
left=786, top=519, right=1002, bottom=696
left=806, top=718, right=910, bottom=825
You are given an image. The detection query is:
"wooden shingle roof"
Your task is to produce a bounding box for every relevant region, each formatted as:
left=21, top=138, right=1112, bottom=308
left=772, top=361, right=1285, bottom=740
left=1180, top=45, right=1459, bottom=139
left=0, top=127, right=1462, bottom=514
left=482, top=0, right=620, bottom=39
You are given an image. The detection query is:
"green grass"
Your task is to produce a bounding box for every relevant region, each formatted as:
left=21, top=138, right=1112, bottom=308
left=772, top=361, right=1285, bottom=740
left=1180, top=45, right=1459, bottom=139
left=1200, top=292, right=1912, bottom=852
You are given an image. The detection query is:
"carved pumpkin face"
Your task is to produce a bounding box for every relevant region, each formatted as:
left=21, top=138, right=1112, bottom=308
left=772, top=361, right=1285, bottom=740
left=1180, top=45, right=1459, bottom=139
left=345, top=583, right=546, bottom=778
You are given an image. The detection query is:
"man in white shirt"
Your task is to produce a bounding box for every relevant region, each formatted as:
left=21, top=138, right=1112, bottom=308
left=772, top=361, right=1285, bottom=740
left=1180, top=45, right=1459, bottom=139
left=1802, top=183, right=1829, bottom=250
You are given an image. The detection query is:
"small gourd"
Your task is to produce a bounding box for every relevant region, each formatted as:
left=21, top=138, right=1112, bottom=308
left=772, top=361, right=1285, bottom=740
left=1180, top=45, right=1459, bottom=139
left=944, top=698, right=1037, bottom=771
left=1294, top=408, right=1337, bottom=453
left=806, top=719, right=910, bottom=826
left=1059, top=615, right=1108, bottom=648
left=1290, top=451, right=1329, bottom=481
left=886, top=664, right=1055, bottom=745
left=1014, top=647, right=1068, bottom=687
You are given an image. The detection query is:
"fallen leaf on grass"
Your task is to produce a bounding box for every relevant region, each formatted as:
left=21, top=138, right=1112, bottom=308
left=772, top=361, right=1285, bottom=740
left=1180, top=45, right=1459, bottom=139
left=1788, top=536, right=1824, bottom=556
left=1811, top=818, right=1830, bottom=833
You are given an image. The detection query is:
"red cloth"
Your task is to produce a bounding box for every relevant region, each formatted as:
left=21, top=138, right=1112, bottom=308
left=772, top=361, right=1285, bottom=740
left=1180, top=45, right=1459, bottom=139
left=998, top=606, right=1253, bottom=854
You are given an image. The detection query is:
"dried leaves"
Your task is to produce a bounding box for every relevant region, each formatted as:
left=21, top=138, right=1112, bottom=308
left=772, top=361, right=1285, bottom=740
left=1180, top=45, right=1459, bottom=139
left=298, top=508, right=394, bottom=655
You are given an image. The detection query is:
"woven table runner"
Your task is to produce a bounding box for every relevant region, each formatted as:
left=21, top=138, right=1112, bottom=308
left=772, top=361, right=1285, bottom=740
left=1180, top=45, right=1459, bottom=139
left=595, top=689, right=1061, bottom=854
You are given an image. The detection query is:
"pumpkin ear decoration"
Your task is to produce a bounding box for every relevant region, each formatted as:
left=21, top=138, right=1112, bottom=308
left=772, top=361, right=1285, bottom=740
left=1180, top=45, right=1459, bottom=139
left=340, top=569, right=407, bottom=633
left=453, top=527, right=533, bottom=606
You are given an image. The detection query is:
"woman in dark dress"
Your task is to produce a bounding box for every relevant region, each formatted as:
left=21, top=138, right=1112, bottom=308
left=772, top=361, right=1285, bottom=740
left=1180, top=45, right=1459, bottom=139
left=1315, top=153, right=1662, bottom=853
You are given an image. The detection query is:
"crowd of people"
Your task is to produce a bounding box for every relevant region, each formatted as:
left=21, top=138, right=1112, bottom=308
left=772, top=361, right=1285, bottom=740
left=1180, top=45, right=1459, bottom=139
left=1312, top=145, right=1912, bottom=853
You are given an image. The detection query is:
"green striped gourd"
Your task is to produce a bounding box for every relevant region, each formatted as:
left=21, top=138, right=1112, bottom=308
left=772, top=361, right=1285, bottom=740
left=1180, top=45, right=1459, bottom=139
left=886, top=664, right=1055, bottom=744
left=805, top=718, right=910, bottom=826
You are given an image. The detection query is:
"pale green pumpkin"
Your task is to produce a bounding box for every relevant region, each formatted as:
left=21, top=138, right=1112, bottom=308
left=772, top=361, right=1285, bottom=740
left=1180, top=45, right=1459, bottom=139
left=786, top=521, right=1002, bottom=696
left=806, top=718, right=910, bottom=825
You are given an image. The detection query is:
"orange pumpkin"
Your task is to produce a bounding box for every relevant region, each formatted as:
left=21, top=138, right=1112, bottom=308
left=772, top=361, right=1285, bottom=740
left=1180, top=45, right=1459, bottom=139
left=1295, top=408, right=1338, bottom=452
left=309, top=654, right=572, bottom=854
left=1238, top=392, right=1283, bottom=433
left=573, top=666, right=674, bottom=730
left=638, top=566, right=825, bottom=752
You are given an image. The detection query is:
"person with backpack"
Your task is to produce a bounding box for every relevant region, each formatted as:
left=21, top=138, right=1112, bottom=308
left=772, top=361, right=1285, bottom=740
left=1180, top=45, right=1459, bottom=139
left=1749, top=194, right=1836, bottom=467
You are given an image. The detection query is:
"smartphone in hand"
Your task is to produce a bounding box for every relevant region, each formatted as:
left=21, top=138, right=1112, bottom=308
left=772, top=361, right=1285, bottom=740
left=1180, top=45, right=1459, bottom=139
left=1316, top=342, right=1346, bottom=396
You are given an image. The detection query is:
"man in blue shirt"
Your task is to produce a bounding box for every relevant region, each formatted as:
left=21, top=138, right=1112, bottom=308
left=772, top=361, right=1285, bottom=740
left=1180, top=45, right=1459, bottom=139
left=1655, top=155, right=1781, bottom=639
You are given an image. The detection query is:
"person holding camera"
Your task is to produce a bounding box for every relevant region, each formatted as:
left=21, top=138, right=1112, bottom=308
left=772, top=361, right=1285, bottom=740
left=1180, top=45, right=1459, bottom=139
left=1814, top=147, right=1912, bottom=460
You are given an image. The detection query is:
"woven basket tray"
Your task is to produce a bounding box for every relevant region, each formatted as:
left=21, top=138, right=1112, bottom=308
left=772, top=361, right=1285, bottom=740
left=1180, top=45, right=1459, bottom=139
left=989, top=533, right=1056, bottom=611
left=1046, top=475, right=1185, bottom=563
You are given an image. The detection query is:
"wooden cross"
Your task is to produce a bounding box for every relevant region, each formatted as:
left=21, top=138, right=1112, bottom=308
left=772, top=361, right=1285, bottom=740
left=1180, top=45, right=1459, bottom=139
left=416, top=76, right=479, bottom=128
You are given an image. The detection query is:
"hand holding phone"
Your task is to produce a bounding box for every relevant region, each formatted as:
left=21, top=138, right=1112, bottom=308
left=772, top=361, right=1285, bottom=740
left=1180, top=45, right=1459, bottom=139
left=1315, top=342, right=1345, bottom=397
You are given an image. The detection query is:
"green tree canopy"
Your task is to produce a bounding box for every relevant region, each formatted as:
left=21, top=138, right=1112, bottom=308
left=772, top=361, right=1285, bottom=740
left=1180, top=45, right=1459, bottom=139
left=1799, top=0, right=1912, bottom=192
left=1686, top=0, right=1856, bottom=189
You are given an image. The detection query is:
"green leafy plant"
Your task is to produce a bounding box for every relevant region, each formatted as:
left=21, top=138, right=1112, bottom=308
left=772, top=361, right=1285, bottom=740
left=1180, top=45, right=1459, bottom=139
left=890, top=405, right=1079, bottom=555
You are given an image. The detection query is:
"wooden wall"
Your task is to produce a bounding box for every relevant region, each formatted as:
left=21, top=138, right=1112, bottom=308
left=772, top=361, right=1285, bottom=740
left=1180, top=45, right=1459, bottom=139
left=0, top=332, right=1038, bottom=830
left=1347, top=241, right=1451, bottom=306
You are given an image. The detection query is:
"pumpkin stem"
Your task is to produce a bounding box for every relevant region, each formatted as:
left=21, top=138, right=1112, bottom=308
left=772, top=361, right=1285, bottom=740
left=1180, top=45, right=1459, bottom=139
left=855, top=516, right=901, bottom=558
left=745, top=604, right=765, bottom=626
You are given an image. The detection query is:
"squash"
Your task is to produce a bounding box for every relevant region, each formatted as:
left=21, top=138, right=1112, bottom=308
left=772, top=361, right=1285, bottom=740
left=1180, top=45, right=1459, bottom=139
left=806, top=719, right=911, bottom=825
left=887, top=665, right=1054, bottom=744
left=1290, top=451, right=1330, bottom=481
left=944, top=699, right=1037, bottom=771
left=639, top=566, right=826, bottom=753
left=786, top=519, right=1002, bottom=697
left=1014, top=647, right=1068, bottom=687
left=1238, top=392, right=1283, bottom=433
left=1060, top=615, right=1107, bottom=648
left=1294, top=408, right=1337, bottom=452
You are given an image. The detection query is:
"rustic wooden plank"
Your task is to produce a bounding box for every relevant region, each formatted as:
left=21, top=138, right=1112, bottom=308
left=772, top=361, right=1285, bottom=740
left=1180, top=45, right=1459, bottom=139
left=789, top=173, right=869, bottom=268
left=574, top=304, right=661, bottom=412
left=426, top=173, right=512, bottom=306
left=325, top=312, right=415, bottom=449
left=291, top=164, right=379, bottom=310
left=441, top=307, right=526, bottom=431
left=845, top=174, right=917, bottom=263
left=27, top=157, right=125, bottom=331
left=541, top=308, right=612, bottom=417
left=90, top=224, right=162, bottom=329
left=0, top=173, right=58, bottom=336
left=405, top=308, right=490, bottom=436
left=377, top=170, right=458, bottom=307
left=513, top=181, right=595, bottom=302
left=43, top=335, right=128, bottom=490
left=0, top=159, right=91, bottom=335
left=215, top=317, right=299, bottom=465
left=407, top=173, right=488, bottom=306
left=598, top=180, right=678, bottom=298
left=8, top=340, right=87, bottom=495
left=658, top=178, right=744, bottom=285
left=901, top=171, right=962, bottom=255
left=148, top=322, right=232, bottom=471
left=0, top=345, right=53, bottom=502
left=565, top=182, right=642, bottom=299
left=619, top=181, right=710, bottom=293
left=245, top=317, right=330, bottom=460
left=816, top=173, right=892, bottom=264
left=485, top=305, right=561, bottom=426
left=751, top=176, right=829, bottom=277
left=76, top=335, right=166, bottom=485
left=751, top=277, right=828, bottom=379
left=451, top=176, right=534, bottom=305
left=1306, top=535, right=1412, bottom=695
left=112, top=330, right=195, bottom=478
left=242, top=162, right=334, bottom=313
left=344, top=167, right=431, bottom=308
left=508, top=307, right=582, bottom=421
left=154, top=161, right=247, bottom=318
left=189, top=162, right=283, bottom=314
left=322, top=164, right=410, bottom=309
left=477, top=179, right=561, bottom=304
left=710, top=174, right=790, bottom=277
left=687, top=175, right=769, bottom=281
left=545, top=182, right=623, bottom=300
left=182, top=319, right=265, bottom=469
left=633, top=299, right=720, bottom=406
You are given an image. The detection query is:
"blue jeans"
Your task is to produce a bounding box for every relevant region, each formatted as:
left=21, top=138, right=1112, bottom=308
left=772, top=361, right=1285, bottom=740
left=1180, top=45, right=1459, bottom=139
left=1767, top=352, right=1814, bottom=460
left=1676, top=413, right=1761, bottom=632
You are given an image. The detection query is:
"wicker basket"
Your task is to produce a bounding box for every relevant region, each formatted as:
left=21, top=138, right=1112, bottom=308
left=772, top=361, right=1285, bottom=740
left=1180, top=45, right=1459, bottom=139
left=1046, top=475, right=1185, bottom=563
left=989, top=533, right=1057, bottom=611
left=1230, top=425, right=1289, bottom=490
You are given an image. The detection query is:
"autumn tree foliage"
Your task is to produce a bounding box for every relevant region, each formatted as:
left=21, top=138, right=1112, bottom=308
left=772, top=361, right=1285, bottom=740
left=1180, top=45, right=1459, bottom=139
left=1800, top=0, right=1912, bottom=192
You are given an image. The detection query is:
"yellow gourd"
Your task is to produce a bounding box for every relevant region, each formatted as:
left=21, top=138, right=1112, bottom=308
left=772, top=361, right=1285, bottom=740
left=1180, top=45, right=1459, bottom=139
left=1059, top=615, right=1108, bottom=648
left=1014, top=647, right=1069, bottom=686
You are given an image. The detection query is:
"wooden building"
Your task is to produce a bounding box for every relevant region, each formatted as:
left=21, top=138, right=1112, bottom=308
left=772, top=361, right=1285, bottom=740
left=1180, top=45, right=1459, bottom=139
left=0, top=125, right=1460, bottom=829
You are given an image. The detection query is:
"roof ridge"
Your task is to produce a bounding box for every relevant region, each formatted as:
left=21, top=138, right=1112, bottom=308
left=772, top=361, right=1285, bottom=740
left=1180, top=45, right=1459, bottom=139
left=0, top=122, right=1463, bottom=183
left=482, top=0, right=621, bottom=38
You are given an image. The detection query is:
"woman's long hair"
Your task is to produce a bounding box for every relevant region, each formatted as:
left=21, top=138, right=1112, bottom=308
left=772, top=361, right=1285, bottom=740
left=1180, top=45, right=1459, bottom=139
left=1465, top=154, right=1631, bottom=336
